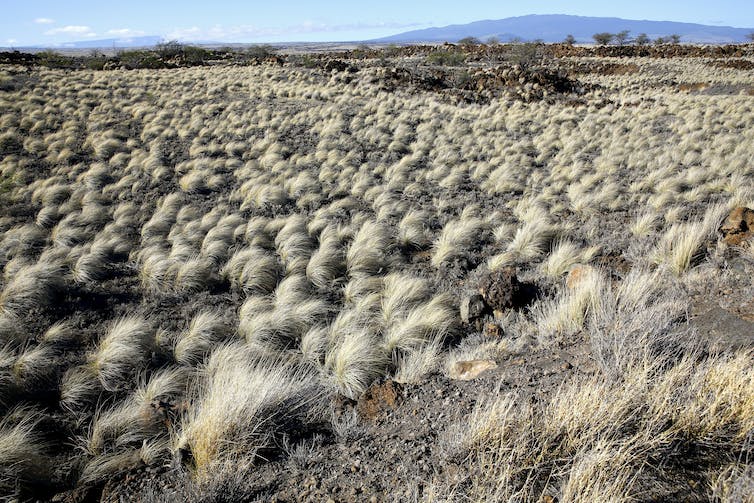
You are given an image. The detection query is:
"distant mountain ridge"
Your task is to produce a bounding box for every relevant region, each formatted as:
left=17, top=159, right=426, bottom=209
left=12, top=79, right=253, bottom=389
left=16, top=36, right=162, bottom=50
left=373, top=14, right=754, bottom=44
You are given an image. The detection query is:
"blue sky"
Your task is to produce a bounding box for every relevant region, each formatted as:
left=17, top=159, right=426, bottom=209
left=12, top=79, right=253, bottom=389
left=3, top=0, right=754, bottom=46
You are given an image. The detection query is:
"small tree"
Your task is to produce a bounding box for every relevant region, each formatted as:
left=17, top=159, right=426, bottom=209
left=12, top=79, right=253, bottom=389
left=615, top=30, right=631, bottom=46
left=155, top=40, right=183, bottom=59
left=654, top=36, right=667, bottom=45
left=634, top=33, right=650, bottom=46
left=593, top=32, right=614, bottom=46
left=246, top=45, right=275, bottom=58
left=669, top=34, right=681, bottom=44
left=747, top=32, right=754, bottom=42
left=458, top=36, right=481, bottom=46
left=506, top=43, right=541, bottom=69
left=564, top=34, right=576, bottom=46
left=486, top=36, right=500, bottom=45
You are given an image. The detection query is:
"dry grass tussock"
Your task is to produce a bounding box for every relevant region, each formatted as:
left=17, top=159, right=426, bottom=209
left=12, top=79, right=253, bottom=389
left=88, top=315, right=155, bottom=391
left=175, top=343, right=326, bottom=479
left=462, top=350, right=754, bottom=502
left=0, top=406, right=49, bottom=494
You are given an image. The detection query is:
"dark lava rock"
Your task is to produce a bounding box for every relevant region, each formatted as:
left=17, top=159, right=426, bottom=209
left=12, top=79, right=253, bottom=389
left=323, top=59, right=357, bottom=73
left=477, top=267, right=537, bottom=312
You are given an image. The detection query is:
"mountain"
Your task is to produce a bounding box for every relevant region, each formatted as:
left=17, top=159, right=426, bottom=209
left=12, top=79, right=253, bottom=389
left=17, top=36, right=162, bottom=50
left=374, top=14, right=754, bottom=44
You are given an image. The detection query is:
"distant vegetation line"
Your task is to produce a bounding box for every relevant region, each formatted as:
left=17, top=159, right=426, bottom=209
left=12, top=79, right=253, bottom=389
left=2, top=39, right=753, bottom=72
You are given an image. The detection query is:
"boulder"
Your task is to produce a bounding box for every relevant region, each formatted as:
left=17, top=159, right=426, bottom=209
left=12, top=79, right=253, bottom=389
left=719, top=207, right=754, bottom=246
left=477, top=267, right=537, bottom=311
left=460, top=293, right=486, bottom=324
left=449, top=359, right=498, bottom=380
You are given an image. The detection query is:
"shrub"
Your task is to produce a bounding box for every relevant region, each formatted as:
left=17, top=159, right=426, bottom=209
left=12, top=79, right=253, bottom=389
left=246, top=45, right=275, bottom=58
left=116, top=50, right=165, bottom=69
left=614, top=30, right=631, bottom=46
left=174, top=311, right=230, bottom=366
left=506, top=42, right=544, bottom=69
left=458, top=37, right=481, bottom=46
left=634, top=33, right=650, bottom=46
left=461, top=350, right=754, bottom=501
left=0, top=261, right=66, bottom=317
left=426, top=50, right=465, bottom=66
left=155, top=40, right=183, bottom=59
left=0, top=407, right=49, bottom=495
left=593, top=32, right=614, bottom=46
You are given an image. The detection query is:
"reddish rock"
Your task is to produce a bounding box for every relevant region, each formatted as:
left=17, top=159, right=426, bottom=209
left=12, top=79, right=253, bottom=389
left=356, top=380, right=403, bottom=420
left=566, top=264, right=596, bottom=289
left=484, top=322, right=502, bottom=338
left=719, top=207, right=754, bottom=246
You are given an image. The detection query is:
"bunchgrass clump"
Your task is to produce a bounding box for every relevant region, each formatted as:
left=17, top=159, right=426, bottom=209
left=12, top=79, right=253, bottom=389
left=176, top=343, right=324, bottom=479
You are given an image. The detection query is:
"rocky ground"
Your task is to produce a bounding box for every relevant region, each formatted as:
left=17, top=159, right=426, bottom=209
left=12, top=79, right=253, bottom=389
left=2, top=43, right=753, bottom=502
left=61, top=238, right=754, bottom=503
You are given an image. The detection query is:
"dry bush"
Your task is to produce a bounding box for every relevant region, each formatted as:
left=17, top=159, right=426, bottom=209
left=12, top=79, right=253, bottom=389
left=398, top=210, right=432, bottom=250
left=540, top=240, right=590, bottom=278
left=534, top=266, right=607, bottom=341
left=84, top=367, right=186, bottom=480
left=651, top=203, right=729, bottom=275
left=306, top=226, right=347, bottom=290
left=222, top=246, right=280, bottom=294
left=11, top=342, right=61, bottom=393
left=588, top=268, right=689, bottom=379
left=324, top=322, right=387, bottom=399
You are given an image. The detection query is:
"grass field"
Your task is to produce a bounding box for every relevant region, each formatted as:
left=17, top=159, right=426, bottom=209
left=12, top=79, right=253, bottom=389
left=0, top=43, right=753, bottom=501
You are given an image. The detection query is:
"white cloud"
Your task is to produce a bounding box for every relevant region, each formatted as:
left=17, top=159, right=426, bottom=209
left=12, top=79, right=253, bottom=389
left=45, top=25, right=95, bottom=36
left=6, top=38, right=18, bottom=45
left=34, top=17, right=55, bottom=24
left=106, top=28, right=146, bottom=37
left=165, top=21, right=424, bottom=42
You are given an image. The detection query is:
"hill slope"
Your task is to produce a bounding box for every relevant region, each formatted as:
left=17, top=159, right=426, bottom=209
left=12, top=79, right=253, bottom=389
left=374, top=14, right=754, bottom=44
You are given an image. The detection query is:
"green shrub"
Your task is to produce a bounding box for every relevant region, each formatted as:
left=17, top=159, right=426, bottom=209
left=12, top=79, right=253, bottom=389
left=36, top=50, right=75, bottom=69
left=246, top=45, right=275, bottom=58
left=458, top=36, right=481, bottom=46
left=84, top=57, right=108, bottom=70
left=506, top=42, right=544, bottom=69
left=635, top=33, right=650, bottom=46
left=116, top=50, right=165, bottom=69
left=426, top=50, right=465, bottom=66
left=182, top=45, right=212, bottom=65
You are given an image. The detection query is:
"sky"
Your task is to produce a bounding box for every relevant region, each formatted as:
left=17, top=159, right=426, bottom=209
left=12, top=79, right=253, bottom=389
left=3, top=0, right=754, bottom=47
